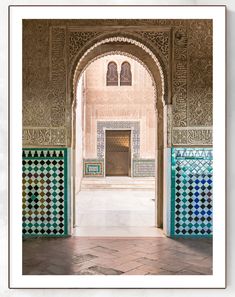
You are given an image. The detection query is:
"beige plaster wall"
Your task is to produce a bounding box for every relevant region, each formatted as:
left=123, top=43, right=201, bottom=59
left=82, top=55, right=156, bottom=159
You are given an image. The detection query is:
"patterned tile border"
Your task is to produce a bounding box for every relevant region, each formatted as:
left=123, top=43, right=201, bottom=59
left=22, top=148, right=68, bottom=237
left=133, top=159, right=155, bottom=177
left=171, top=148, right=213, bottom=237
left=83, top=159, right=104, bottom=177
left=97, top=121, right=140, bottom=159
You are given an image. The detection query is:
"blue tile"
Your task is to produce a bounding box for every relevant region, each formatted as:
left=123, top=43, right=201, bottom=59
left=171, top=148, right=213, bottom=237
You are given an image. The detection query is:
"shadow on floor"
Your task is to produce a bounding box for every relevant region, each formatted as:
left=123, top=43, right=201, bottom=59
left=23, top=236, right=212, bottom=275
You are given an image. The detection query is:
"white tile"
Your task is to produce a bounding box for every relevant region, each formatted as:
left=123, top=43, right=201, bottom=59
left=76, top=190, right=155, bottom=226
left=73, top=226, right=165, bottom=237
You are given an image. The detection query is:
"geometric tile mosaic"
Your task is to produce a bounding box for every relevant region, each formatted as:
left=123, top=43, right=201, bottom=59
left=22, top=149, right=68, bottom=236
left=133, top=159, right=155, bottom=177
left=171, top=148, right=213, bottom=237
left=83, top=159, right=104, bottom=177
left=97, top=121, right=140, bottom=159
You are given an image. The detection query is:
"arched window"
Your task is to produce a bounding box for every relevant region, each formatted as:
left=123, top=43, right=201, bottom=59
left=120, top=62, right=132, bottom=86
left=106, top=62, right=118, bottom=86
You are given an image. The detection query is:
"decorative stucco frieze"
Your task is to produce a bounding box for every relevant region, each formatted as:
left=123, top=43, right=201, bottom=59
left=23, top=128, right=67, bottom=146
left=187, top=129, right=212, bottom=145
left=69, top=31, right=100, bottom=63
left=49, top=26, right=67, bottom=128
left=22, top=20, right=213, bottom=147
left=138, top=31, right=170, bottom=61
left=172, top=127, right=212, bottom=145
left=187, top=21, right=213, bottom=127
left=172, top=27, right=188, bottom=128
left=166, top=104, right=173, bottom=147
left=72, top=36, right=165, bottom=106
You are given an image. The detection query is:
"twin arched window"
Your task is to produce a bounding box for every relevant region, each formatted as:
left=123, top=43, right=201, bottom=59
left=106, top=62, right=118, bottom=86
left=120, top=62, right=132, bottom=86
left=106, top=61, right=132, bottom=86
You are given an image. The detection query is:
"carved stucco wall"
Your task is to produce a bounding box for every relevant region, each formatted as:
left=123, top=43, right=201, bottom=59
left=23, top=19, right=212, bottom=147
left=23, top=21, right=67, bottom=146
left=171, top=20, right=213, bottom=145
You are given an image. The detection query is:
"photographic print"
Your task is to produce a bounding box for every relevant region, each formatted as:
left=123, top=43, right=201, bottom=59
left=9, top=5, right=226, bottom=288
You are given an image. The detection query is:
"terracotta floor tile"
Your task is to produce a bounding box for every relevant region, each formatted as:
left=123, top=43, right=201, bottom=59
left=72, top=261, right=97, bottom=274
left=71, top=253, right=98, bottom=264
left=144, top=266, right=174, bottom=275
left=78, top=248, right=118, bottom=259
left=85, top=265, right=124, bottom=275
left=122, top=265, right=150, bottom=275
left=114, top=261, right=143, bottom=272
left=44, top=263, right=71, bottom=275
left=156, top=260, right=189, bottom=273
left=91, top=245, right=119, bottom=254
left=90, top=257, right=120, bottom=267
left=113, top=252, right=148, bottom=264
left=23, top=237, right=212, bottom=275
left=112, top=249, right=138, bottom=258
left=136, top=257, right=160, bottom=267
left=175, top=269, right=204, bottom=275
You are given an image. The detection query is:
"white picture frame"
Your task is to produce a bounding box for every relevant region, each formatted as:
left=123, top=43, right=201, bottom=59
left=9, top=5, right=226, bottom=289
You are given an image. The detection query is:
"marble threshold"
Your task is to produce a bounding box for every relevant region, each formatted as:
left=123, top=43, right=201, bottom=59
left=73, top=226, right=165, bottom=237
left=81, top=177, right=155, bottom=190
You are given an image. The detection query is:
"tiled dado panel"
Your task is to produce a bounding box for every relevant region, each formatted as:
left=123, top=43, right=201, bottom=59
left=133, top=159, right=155, bottom=177
left=171, top=148, right=213, bottom=237
left=22, top=149, right=68, bottom=236
left=83, top=159, right=104, bottom=177
left=83, top=159, right=155, bottom=177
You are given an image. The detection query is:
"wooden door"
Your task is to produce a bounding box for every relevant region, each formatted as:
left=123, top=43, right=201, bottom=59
left=105, top=130, right=131, bottom=176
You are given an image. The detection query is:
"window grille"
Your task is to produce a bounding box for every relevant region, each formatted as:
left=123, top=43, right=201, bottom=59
left=106, top=61, right=118, bottom=86
left=120, top=62, right=132, bottom=86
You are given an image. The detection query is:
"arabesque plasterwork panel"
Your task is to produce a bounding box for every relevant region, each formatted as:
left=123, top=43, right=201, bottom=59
left=172, top=127, right=212, bottom=145
left=172, top=27, right=188, bottom=128
left=22, top=20, right=213, bottom=147
left=23, top=128, right=67, bottom=146
left=187, top=21, right=213, bottom=127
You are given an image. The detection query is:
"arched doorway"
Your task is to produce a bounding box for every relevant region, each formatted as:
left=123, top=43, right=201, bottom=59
left=69, top=35, right=167, bottom=235
left=74, top=54, right=158, bottom=236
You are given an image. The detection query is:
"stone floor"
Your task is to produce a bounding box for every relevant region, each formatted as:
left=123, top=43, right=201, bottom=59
left=75, top=189, right=156, bottom=236
left=73, top=226, right=164, bottom=237
left=75, top=188, right=163, bottom=236
left=23, top=237, right=212, bottom=275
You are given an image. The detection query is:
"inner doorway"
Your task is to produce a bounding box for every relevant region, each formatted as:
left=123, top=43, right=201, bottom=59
left=105, top=130, right=131, bottom=177
left=74, top=53, right=163, bottom=237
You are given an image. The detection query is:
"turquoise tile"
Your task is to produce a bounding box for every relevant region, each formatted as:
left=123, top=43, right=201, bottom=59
left=171, top=148, right=213, bottom=237
left=22, top=148, right=68, bottom=237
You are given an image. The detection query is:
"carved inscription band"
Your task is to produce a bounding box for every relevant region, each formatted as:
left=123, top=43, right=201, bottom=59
left=23, top=128, right=67, bottom=146
left=172, top=128, right=212, bottom=145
